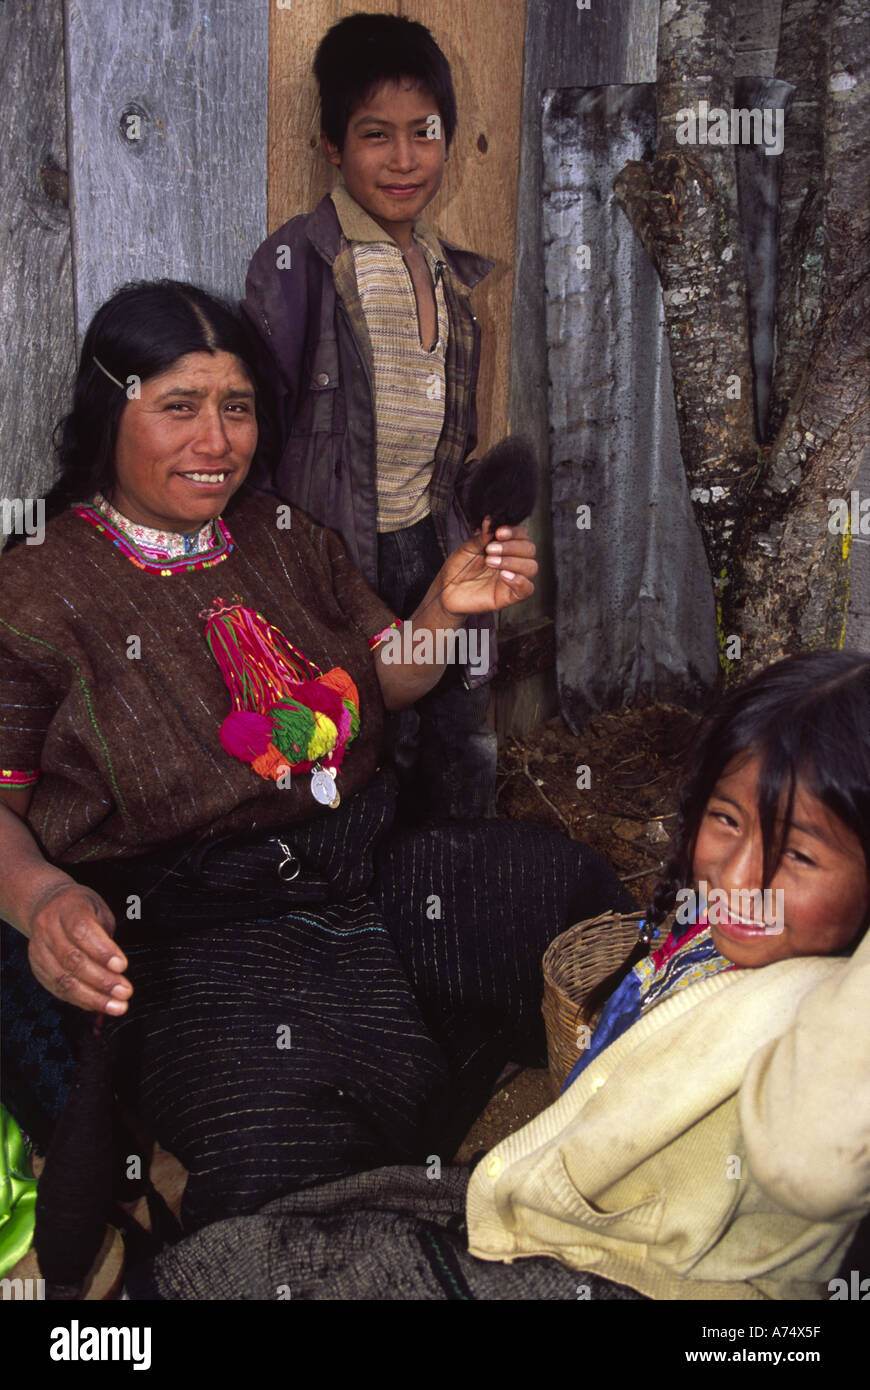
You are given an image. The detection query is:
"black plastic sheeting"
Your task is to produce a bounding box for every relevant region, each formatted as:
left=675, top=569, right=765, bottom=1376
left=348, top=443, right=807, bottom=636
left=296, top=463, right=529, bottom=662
left=543, top=84, right=718, bottom=733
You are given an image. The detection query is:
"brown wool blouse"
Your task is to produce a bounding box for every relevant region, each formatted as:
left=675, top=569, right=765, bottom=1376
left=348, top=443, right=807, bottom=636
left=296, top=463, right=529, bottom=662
left=0, top=496, right=397, bottom=864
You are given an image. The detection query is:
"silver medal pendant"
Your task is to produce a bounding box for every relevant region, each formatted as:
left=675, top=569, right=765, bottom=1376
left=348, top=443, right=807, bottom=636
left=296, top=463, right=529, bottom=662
left=310, top=765, right=338, bottom=807
left=327, top=765, right=340, bottom=808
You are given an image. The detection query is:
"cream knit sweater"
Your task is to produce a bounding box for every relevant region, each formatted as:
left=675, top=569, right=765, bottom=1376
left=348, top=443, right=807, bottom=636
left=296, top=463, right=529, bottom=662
left=466, top=941, right=870, bottom=1300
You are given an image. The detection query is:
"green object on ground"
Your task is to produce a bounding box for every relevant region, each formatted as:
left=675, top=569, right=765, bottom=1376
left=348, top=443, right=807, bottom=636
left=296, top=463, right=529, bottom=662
left=0, top=1104, right=37, bottom=1276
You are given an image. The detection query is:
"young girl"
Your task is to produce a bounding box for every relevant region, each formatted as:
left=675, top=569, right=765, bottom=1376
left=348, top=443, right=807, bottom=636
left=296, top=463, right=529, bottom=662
left=132, top=650, right=870, bottom=1301
left=563, top=648, right=870, bottom=1092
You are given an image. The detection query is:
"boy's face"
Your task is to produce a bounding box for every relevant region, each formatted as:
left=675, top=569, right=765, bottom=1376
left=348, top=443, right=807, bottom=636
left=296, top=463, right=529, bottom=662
left=324, top=80, right=447, bottom=247
left=692, top=752, right=869, bottom=967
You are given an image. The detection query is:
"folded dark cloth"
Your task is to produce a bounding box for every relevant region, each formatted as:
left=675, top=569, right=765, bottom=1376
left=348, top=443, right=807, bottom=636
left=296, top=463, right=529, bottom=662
left=127, top=1164, right=647, bottom=1301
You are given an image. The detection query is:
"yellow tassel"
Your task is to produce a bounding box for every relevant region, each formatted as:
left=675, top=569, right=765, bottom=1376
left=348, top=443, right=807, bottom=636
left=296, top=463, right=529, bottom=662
left=307, top=712, right=338, bottom=761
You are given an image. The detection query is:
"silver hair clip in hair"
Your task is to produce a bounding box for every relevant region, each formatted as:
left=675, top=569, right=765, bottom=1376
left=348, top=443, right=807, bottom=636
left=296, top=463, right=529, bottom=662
left=93, top=355, right=126, bottom=391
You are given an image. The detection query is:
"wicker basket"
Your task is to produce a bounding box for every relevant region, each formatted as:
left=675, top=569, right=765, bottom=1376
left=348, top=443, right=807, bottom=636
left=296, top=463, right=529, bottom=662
left=542, top=910, right=646, bottom=1096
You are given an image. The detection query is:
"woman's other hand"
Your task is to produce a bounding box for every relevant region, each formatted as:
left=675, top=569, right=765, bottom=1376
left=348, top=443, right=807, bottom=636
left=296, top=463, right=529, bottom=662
left=27, top=881, right=132, bottom=1016
left=0, top=789, right=133, bottom=1014
left=439, top=520, right=537, bottom=616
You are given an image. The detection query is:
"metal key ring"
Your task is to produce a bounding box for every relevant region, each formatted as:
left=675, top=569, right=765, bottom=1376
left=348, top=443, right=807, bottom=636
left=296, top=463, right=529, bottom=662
left=275, top=837, right=301, bottom=882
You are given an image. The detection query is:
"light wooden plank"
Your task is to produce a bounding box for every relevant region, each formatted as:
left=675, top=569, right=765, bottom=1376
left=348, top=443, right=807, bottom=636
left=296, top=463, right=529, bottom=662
left=0, top=0, right=75, bottom=524
left=65, top=0, right=269, bottom=337
left=268, top=1, right=395, bottom=234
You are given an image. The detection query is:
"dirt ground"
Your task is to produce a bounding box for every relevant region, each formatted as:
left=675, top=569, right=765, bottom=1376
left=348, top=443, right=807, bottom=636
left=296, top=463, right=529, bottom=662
left=454, top=700, right=698, bottom=1160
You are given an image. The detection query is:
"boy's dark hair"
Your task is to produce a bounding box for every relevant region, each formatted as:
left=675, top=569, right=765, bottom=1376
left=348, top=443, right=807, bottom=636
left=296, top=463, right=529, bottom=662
left=314, top=12, right=457, bottom=151
left=32, top=279, right=275, bottom=532
left=648, top=649, right=870, bottom=934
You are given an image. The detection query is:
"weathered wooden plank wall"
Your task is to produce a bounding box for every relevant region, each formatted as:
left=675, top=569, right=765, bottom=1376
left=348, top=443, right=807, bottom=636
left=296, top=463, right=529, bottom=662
left=267, top=0, right=526, bottom=461
left=65, top=0, right=269, bottom=337
left=0, top=0, right=75, bottom=530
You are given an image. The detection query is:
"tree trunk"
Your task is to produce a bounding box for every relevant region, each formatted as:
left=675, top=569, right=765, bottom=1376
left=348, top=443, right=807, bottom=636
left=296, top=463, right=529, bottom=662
left=614, top=0, right=758, bottom=665
left=616, top=0, right=869, bottom=677
left=735, top=0, right=870, bottom=667
left=768, top=0, right=829, bottom=437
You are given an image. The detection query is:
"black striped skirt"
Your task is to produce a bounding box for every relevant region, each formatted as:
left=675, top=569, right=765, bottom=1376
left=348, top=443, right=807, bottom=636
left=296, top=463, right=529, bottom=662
left=6, top=772, right=635, bottom=1232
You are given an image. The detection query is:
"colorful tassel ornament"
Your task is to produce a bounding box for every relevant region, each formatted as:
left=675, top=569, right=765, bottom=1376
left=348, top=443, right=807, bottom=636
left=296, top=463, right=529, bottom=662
left=202, top=597, right=361, bottom=786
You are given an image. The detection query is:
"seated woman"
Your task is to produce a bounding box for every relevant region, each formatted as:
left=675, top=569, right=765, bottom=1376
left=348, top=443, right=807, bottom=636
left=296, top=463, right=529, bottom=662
left=129, top=651, right=870, bottom=1300
left=0, top=280, right=633, bottom=1233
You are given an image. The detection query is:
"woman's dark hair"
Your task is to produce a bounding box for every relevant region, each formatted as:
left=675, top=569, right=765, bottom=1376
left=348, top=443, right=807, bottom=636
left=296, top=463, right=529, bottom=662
left=41, top=279, right=276, bottom=527
left=314, top=12, right=458, bottom=152
left=586, top=651, right=870, bottom=1015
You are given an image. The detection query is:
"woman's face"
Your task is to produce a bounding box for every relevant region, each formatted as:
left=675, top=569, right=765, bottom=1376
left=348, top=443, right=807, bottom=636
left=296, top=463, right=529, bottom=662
left=109, top=351, right=257, bottom=533
left=692, top=753, right=869, bottom=967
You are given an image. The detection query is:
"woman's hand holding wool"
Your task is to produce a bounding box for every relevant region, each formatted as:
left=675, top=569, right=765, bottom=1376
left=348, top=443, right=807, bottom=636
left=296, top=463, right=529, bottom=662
left=437, top=521, right=537, bottom=616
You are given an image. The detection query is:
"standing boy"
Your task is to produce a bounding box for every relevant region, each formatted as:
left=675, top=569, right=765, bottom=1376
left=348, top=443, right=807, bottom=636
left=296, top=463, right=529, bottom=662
left=242, top=12, right=497, bottom=823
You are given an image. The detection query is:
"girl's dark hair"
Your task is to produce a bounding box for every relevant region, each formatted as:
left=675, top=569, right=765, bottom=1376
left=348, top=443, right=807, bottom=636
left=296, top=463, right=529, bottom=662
left=314, top=12, right=458, bottom=152
left=41, top=279, right=276, bottom=527
left=648, top=650, right=870, bottom=931
left=586, top=651, right=870, bottom=1016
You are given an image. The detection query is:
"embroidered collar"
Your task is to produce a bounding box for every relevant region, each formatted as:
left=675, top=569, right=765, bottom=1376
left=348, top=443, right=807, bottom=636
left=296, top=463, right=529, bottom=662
left=74, top=493, right=234, bottom=575
left=635, top=916, right=734, bottom=1014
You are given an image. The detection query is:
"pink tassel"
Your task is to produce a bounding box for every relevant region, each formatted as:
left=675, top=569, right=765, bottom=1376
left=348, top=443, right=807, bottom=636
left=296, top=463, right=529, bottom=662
left=219, top=710, right=274, bottom=760
left=323, top=706, right=352, bottom=771
left=286, top=679, right=344, bottom=723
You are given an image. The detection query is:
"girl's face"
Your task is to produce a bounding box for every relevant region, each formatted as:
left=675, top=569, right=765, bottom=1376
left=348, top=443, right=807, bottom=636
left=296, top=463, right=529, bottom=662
left=692, top=753, right=869, bottom=967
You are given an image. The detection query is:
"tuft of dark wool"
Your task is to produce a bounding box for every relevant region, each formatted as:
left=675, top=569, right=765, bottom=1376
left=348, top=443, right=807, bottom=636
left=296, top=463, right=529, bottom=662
left=464, top=437, right=538, bottom=531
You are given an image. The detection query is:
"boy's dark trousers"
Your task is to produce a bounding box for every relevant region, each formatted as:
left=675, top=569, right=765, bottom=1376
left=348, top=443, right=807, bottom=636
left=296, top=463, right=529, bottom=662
left=377, top=514, right=497, bottom=822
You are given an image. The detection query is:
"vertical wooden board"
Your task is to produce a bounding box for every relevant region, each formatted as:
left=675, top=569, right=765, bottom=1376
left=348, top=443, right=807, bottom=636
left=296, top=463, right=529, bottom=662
left=408, top=0, right=524, bottom=454
left=0, top=0, right=75, bottom=521
left=65, top=0, right=269, bottom=337
left=267, top=0, right=525, bottom=456
left=268, top=1, right=395, bottom=234
left=500, top=0, right=659, bottom=734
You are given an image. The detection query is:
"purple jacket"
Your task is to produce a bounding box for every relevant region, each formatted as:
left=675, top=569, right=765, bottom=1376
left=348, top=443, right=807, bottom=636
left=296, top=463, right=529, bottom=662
left=242, top=194, right=497, bottom=685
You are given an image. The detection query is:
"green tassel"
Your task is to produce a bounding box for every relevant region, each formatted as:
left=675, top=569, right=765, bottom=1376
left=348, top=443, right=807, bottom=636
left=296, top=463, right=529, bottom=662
left=344, top=699, right=360, bottom=740
left=269, top=702, right=316, bottom=759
